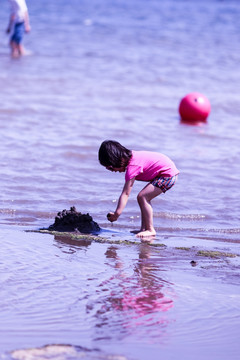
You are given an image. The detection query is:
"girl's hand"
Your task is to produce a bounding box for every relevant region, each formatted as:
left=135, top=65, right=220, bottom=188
left=25, top=25, right=31, bottom=33
left=107, top=212, right=119, bottom=222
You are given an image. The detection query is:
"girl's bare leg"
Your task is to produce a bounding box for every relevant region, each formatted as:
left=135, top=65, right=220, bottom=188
left=10, top=41, right=19, bottom=57
left=136, top=183, right=162, bottom=238
left=140, top=210, right=146, bottom=232
left=130, top=207, right=146, bottom=234
left=10, top=40, right=27, bottom=57
left=18, top=43, right=26, bottom=55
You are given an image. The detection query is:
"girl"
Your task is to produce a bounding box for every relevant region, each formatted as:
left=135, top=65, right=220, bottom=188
left=6, top=0, right=31, bottom=57
left=98, top=140, right=179, bottom=238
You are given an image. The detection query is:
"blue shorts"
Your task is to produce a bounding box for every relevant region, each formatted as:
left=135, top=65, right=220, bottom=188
left=11, top=22, right=25, bottom=44
left=151, top=175, right=178, bottom=193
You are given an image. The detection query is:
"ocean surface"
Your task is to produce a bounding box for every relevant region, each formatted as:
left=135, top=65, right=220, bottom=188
left=0, top=0, right=240, bottom=359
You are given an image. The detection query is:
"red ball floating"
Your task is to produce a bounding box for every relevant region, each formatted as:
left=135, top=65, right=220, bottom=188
left=179, top=92, right=211, bottom=124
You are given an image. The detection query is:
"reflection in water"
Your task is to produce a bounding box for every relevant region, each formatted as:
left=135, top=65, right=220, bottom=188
left=1, top=230, right=238, bottom=359
left=87, top=244, right=175, bottom=341
left=37, top=233, right=175, bottom=343
left=54, top=234, right=92, bottom=253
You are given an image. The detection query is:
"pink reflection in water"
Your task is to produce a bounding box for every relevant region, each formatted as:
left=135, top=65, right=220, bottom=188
left=102, top=244, right=175, bottom=334
left=115, top=289, right=173, bottom=315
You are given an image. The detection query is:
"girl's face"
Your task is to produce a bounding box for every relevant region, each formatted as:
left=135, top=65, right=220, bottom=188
left=106, top=166, right=125, bottom=173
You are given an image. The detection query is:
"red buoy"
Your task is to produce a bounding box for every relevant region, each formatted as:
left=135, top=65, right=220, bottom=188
left=179, top=92, right=211, bottom=124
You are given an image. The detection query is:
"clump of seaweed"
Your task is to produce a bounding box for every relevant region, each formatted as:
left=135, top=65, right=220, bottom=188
left=197, top=250, right=237, bottom=259
left=47, top=206, right=101, bottom=234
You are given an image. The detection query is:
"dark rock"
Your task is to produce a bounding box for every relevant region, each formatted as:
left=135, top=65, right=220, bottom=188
left=190, top=260, right=197, bottom=267
left=47, top=206, right=101, bottom=234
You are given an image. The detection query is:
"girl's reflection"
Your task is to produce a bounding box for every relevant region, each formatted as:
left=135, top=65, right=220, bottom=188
left=106, top=245, right=173, bottom=316
left=93, top=244, right=175, bottom=338
left=53, top=234, right=175, bottom=339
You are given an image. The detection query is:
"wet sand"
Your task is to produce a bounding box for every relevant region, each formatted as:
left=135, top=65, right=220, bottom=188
left=0, top=226, right=239, bottom=360
left=32, top=228, right=240, bottom=273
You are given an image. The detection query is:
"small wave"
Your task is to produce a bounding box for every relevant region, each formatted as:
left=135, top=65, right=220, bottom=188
left=154, top=212, right=206, bottom=220
left=0, top=208, right=16, bottom=215
left=0, top=208, right=55, bottom=219
left=209, top=228, right=240, bottom=234
left=153, top=225, right=240, bottom=235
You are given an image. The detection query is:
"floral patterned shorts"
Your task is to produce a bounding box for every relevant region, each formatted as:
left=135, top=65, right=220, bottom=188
left=151, top=174, right=178, bottom=193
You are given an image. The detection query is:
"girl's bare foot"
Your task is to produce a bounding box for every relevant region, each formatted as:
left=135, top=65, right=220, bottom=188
left=136, top=230, right=156, bottom=238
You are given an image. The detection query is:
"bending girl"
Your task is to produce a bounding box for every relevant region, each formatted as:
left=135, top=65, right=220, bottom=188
left=98, top=140, right=179, bottom=238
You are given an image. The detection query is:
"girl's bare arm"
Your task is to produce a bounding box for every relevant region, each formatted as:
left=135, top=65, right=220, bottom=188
left=107, top=177, right=135, bottom=222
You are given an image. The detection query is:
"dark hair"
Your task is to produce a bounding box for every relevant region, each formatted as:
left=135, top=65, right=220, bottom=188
left=98, top=140, right=132, bottom=168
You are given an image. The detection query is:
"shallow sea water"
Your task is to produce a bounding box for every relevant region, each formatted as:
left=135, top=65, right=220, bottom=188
left=0, top=0, right=240, bottom=359
left=0, top=226, right=239, bottom=360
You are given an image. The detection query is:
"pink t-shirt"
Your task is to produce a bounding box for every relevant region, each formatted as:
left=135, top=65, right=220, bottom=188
left=125, top=150, right=179, bottom=182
